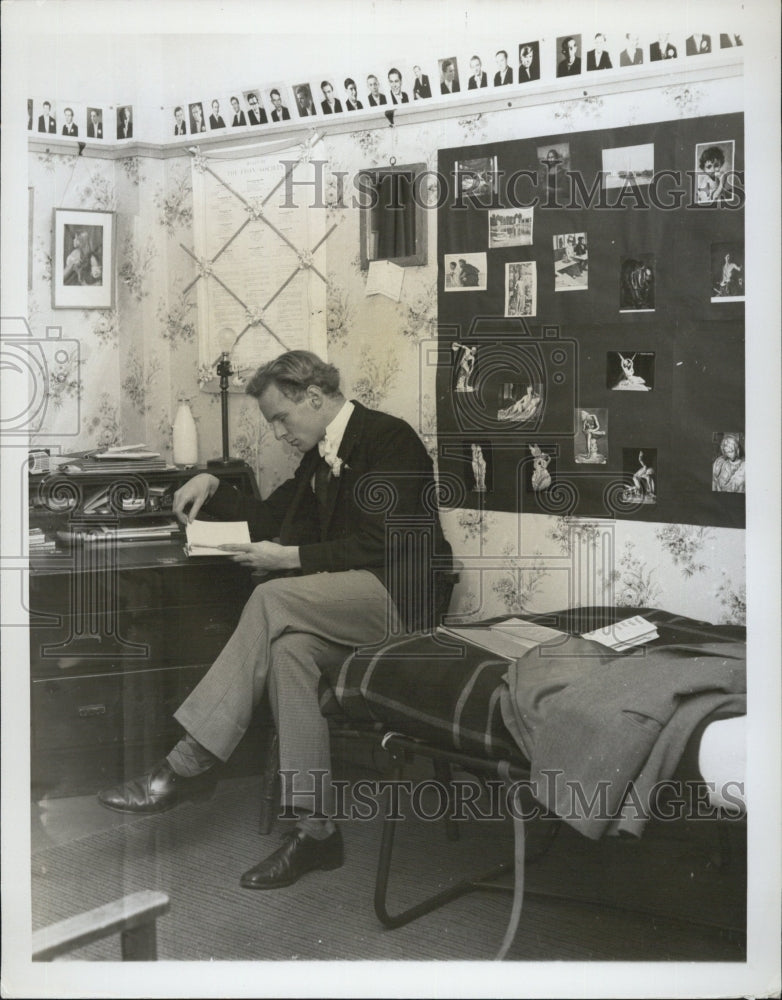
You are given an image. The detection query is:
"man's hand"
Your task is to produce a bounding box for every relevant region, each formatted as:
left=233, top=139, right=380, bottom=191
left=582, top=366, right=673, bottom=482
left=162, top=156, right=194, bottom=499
left=220, top=541, right=301, bottom=572
left=172, top=473, right=220, bottom=524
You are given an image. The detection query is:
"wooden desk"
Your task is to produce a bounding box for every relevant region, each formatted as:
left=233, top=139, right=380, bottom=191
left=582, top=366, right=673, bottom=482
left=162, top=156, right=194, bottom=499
left=28, top=466, right=261, bottom=798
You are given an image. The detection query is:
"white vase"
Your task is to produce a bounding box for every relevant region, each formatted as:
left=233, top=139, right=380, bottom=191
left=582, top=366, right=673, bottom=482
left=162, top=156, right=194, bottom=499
left=172, top=398, right=198, bottom=466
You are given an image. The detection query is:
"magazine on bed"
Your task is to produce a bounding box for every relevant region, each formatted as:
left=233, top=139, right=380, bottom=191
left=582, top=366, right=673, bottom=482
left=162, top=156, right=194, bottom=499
left=437, top=618, right=567, bottom=660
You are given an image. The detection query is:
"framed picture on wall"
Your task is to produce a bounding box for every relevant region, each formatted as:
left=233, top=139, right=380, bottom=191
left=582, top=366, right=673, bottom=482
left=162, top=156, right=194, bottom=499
left=52, top=208, right=115, bottom=309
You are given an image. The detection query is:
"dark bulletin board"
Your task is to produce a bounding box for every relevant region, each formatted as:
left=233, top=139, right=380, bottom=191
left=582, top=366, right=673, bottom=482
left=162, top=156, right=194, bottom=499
left=436, top=113, right=745, bottom=529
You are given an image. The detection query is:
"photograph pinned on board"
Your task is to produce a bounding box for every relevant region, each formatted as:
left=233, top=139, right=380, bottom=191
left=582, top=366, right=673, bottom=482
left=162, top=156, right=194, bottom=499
left=527, top=443, right=555, bottom=493
left=694, top=139, right=736, bottom=204
left=488, top=207, right=533, bottom=249
left=602, top=142, right=654, bottom=188
left=711, top=431, right=745, bottom=493
left=553, top=232, right=588, bottom=291
left=517, top=40, right=541, bottom=83
left=444, top=253, right=487, bottom=291
left=465, top=441, right=493, bottom=493
left=454, top=155, right=498, bottom=200
left=266, top=86, right=293, bottom=122
left=438, top=56, right=461, bottom=95
left=497, top=381, right=542, bottom=423
left=621, top=448, right=657, bottom=504
left=607, top=351, right=655, bottom=391
left=537, top=142, right=570, bottom=201
left=116, top=104, right=133, bottom=139
left=620, top=253, right=655, bottom=312
left=505, top=261, right=537, bottom=317
left=649, top=33, right=679, bottom=61
left=292, top=83, right=317, bottom=117
left=556, top=34, right=582, bottom=77
left=575, top=408, right=608, bottom=464
left=188, top=101, right=207, bottom=134
left=586, top=32, right=613, bottom=70
left=711, top=242, right=744, bottom=302
left=87, top=107, right=104, bottom=139
left=452, top=342, right=478, bottom=392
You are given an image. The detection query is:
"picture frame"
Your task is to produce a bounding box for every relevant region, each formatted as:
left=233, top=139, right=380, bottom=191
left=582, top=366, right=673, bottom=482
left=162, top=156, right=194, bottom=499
left=52, top=208, right=115, bottom=309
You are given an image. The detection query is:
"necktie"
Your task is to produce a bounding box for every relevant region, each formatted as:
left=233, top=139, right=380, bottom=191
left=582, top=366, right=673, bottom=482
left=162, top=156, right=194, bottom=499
left=314, top=454, right=331, bottom=510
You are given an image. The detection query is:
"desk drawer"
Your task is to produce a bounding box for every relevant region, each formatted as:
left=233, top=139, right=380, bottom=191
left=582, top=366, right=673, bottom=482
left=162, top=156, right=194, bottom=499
left=31, top=663, right=208, bottom=751
left=30, top=603, right=243, bottom=676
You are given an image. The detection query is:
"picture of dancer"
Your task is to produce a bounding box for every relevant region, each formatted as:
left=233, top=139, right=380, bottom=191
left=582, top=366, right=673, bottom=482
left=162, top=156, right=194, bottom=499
left=607, top=352, right=655, bottom=391
left=711, top=242, right=744, bottom=301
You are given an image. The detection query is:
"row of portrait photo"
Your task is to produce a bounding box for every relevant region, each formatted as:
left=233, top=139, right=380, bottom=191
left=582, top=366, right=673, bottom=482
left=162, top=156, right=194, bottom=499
left=28, top=99, right=134, bottom=139
left=27, top=25, right=742, bottom=142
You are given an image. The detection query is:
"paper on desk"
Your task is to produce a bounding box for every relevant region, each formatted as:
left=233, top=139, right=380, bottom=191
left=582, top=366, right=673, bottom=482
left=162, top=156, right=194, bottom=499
left=365, top=259, right=405, bottom=301
left=185, top=519, right=251, bottom=556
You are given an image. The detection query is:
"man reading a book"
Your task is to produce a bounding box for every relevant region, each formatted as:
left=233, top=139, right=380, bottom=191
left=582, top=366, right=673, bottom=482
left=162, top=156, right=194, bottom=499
left=98, top=350, right=452, bottom=890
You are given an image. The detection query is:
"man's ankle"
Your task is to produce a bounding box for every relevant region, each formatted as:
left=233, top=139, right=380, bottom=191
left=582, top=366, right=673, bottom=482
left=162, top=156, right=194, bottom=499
left=166, top=733, right=218, bottom=777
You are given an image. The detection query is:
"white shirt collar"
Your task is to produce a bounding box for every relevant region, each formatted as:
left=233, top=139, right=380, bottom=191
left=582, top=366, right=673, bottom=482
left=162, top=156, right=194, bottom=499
left=318, top=399, right=354, bottom=465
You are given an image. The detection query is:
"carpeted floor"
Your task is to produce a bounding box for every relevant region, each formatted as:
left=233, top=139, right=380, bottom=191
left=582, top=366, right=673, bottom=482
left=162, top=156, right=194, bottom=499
left=31, top=770, right=746, bottom=963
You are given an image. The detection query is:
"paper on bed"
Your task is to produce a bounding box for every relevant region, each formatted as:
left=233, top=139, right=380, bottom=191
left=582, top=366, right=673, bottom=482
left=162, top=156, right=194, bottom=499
left=438, top=620, right=566, bottom=660
left=580, top=614, right=659, bottom=651
left=185, top=519, right=250, bottom=556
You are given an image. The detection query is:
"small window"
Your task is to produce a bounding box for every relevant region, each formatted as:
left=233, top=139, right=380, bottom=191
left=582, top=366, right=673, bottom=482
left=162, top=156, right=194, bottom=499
left=359, top=162, right=428, bottom=269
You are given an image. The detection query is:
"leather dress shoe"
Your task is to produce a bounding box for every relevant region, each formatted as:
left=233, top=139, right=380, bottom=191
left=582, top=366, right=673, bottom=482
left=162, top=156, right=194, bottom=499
left=97, top=759, right=216, bottom=814
left=240, top=827, right=344, bottom=889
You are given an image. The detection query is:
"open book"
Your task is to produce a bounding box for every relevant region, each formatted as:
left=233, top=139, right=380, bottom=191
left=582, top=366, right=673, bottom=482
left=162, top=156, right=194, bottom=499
left=437, top=618, right=566, bottom=661
left=580, top=614, right=659, bottom=652
left=185, top=519, right=251, bottom=556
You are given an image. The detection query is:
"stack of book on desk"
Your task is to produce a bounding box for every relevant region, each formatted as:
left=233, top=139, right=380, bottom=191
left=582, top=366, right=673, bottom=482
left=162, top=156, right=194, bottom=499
left=55, top=519, right=181, bottom=545
left=29, top=527, right=57, bottom=554
left=580, top=614, right=659, bottom=651
left=56, top=444, right=169, bottom=475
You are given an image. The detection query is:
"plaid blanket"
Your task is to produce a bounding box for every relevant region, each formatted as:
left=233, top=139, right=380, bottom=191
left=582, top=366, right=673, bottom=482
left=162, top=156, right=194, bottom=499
left=318, top=608, right=746, bottom=768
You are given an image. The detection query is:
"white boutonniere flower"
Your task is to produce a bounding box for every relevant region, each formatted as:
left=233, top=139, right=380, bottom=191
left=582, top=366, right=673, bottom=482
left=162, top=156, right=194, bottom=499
left=331, top=457, right=344, bottom=478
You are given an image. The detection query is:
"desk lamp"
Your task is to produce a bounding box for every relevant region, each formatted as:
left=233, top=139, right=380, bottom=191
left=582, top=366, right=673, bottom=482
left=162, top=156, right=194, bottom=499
left=207, top=326, right=245, bottom=467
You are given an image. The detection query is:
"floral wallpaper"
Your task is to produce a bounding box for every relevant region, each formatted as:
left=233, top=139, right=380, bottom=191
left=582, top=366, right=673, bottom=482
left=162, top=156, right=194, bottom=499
left=26, top=74, right=745, bottom=625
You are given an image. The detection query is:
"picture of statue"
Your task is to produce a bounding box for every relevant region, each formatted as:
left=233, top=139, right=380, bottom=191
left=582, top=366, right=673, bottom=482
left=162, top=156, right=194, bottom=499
left=712, top=432, right=745, bottom=493
left=611, top=352, right=651, bottom=391
left=498, top=382, right=541, bottom=422
left=452, top=342, right=477, bottom=392
left=575, top=408, right=607, bottom=464
left=621, top=448, right=657, bottom=504
left=471, top=443, right=487, bottom=492
left=529, top=444, right=552, bottom=491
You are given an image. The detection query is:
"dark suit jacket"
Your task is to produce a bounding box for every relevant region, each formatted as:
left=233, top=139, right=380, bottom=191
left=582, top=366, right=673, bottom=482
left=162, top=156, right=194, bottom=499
left=493, top=67, right=512, bottom=86
left=321, top=98, right=343, bottom=114
left=232, top=111, right=247, bottom=126
left=412, top=76, right=431, bottom=99
left=557, top=56, right=581, bottom=76
left=389, top=91, right=408, bottom=105
left=518, top=64, right=539, bottom=82
left=440, top=81, right=460, bottom=94
left=204, top=401, right=453, bottom=632
left=271, top=107, right=291, bottom=121
left=248, top=108, right=268, bottom=125
left=174, top=121, right=187, bottom=135
left=62, top=123, right=78, bottom=136
left=586, top=49, right=612, bottom=70
left=650, top=41, right=677, bottom=60
left=117, top=122, right=133, bottom=139
left=368, top=93, right=387, bottom=106
left=468, top=72, right=487, bottom=89
left=686, top=34, right=711, bottom=54
left=619, top=47, right=643, bottom=66
left=38, top=115, right=56, bottom=133
left=345, top=99, right=363, bottom=111
left=209, top=114, right=226, bottom=128
left=87, top=122, right=103, bottom=138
